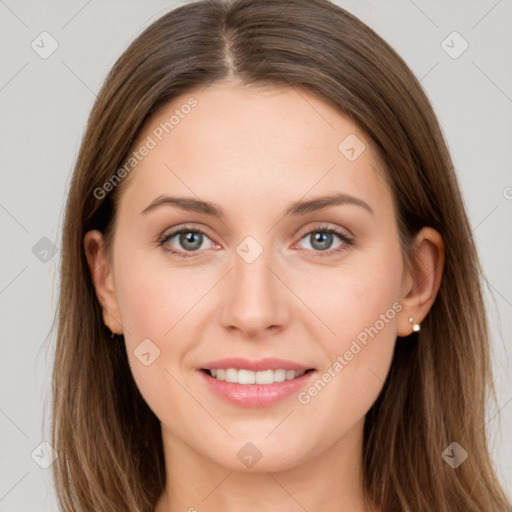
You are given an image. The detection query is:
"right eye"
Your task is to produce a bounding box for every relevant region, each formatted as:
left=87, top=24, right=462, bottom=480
left=158, top=226, right=218, bottom=258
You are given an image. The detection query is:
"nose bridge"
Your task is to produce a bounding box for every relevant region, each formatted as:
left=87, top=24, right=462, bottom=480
left=220, top=234, right=287, bottom=334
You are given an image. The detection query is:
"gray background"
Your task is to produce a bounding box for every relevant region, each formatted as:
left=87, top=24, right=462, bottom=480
left=1, top=0, right=511, bottom=510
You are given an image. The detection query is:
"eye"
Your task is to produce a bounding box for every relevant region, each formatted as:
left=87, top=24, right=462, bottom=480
left=294, top=225, right=354, bottom=257
left=158, top=224, right=354, bottom=259
left=158, top=226, right=217, bottom=258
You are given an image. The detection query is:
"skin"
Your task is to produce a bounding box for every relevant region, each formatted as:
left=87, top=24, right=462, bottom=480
left=85, top=80, right=444, bottom=512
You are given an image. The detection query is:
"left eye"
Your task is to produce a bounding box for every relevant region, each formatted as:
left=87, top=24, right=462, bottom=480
left=295, top=227, right=352, bottom=254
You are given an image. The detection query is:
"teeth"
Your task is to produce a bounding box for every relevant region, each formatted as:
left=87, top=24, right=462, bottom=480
left=255, top=369, right=273, bottom=384
left=225, top=368, right=238, bottom=383
left=208, top=368, right=307, bottom=384
left=239, top=369, right=255, bottom=384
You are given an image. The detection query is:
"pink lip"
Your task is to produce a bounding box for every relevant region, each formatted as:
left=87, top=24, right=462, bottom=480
left=199, top=371, right=315, bottom=408
left=200, top=357, right=313, bottom=372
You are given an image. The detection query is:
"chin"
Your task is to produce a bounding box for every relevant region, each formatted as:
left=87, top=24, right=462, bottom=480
left=202, top=437, right=315, bottom=474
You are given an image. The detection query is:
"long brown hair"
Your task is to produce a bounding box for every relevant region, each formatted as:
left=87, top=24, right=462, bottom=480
left=49, top=0, right=511, bottom=510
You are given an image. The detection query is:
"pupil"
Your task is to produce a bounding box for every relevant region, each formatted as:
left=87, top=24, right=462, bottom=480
left=312, top=232, right=332, bottom=250
left=181, top=231, right=202, bottom=250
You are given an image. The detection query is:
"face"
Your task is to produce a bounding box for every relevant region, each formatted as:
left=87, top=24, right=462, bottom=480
left=89, top=80, right=412, bottom=472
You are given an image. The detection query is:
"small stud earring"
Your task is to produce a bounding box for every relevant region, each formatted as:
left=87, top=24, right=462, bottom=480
left=408, top=317, right=421, bottom=332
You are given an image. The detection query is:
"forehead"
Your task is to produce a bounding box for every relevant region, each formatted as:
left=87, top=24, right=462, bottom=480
left=116, top=81, right=390, bottom=221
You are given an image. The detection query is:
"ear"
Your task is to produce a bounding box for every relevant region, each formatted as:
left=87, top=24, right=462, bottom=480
left=84, top=230, right=124, bottom=334
left=397, top=227, right=445, bottom=337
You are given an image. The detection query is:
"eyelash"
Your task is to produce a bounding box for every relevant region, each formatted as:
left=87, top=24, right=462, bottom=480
left=157, top=224, right=354, bottom=259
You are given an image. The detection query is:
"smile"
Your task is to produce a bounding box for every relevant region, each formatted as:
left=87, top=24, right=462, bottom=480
left=198, top=358, right=317, bottom=407
left=203, top=368, right=312, bottom=385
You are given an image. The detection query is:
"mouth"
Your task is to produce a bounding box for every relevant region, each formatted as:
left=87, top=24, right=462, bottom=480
left=198, top=358, right=317, bottom=407
left=200, top=367, right=315, bottom=384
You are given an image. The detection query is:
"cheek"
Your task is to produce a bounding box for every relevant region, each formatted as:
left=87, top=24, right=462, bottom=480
left=296, top=243, right=403, bottom=408
left=113, top=250, right=220, bottom=390
left=296, top=245, right=402, bottom=340
left=331, top=266, right=401, bottom=358
left=114, top=248, right=209, bottom=343
left=112, top=258, right=205, bottom=421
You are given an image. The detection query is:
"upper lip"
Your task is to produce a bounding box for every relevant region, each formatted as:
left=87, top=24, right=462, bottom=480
left=200, top=357, right=314, bottom=372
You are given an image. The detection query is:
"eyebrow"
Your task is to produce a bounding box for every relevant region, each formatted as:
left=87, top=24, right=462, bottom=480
left=140, top=192, right=374, bottom=217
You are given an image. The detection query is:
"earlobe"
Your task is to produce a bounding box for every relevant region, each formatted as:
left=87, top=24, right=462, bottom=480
left=397, top=227, right=445, bottom=337
left=84, top=230, right=124, bottom=335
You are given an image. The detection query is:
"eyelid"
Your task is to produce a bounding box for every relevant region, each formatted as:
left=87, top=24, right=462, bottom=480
left=294, top=222, right=353, bottom=242
left=158, top=224, right=214, bottom=244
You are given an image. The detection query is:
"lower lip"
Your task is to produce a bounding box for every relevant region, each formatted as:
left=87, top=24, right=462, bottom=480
left=199, top=370, right=316, bottom=408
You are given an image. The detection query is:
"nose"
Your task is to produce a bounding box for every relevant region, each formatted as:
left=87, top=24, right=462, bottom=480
left=219, top=245, right=291, bottom=338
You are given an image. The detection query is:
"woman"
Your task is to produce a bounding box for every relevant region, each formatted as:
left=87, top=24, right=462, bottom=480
left=51, top=0, right=511, bottom=510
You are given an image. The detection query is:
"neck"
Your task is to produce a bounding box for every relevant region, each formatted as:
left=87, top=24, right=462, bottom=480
left=154, top=418, right=375, bottom=512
